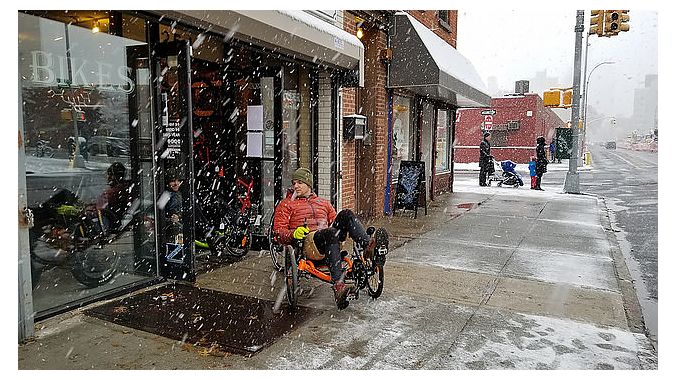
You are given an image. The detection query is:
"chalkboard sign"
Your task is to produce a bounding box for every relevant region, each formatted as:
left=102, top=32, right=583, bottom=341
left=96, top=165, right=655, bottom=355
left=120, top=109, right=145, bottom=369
left=393, top=160, right=427, bottom=218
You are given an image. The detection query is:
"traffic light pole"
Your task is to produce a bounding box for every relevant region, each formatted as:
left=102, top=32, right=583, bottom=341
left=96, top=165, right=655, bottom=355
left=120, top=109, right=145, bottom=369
left=564, top=10, right=584, bottom=194
left=581, top=32, right=590, bottom=153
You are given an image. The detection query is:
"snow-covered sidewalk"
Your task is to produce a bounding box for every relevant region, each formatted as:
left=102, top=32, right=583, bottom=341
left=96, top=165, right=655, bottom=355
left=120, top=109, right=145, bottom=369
left=454, top=159, right=593, bottom=173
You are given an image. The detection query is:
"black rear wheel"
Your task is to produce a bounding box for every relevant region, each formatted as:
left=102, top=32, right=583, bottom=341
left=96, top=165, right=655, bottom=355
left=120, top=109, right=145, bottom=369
left=284, top=247, right=298, bottom=309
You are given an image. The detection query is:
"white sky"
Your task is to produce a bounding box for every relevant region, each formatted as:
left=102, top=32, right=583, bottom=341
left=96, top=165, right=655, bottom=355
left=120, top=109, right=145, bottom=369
left=457, top=9, right=657, bottom=119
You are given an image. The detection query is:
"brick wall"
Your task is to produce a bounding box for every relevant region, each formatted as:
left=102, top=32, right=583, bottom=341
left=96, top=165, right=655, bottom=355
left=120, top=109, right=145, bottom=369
left=341, top=87, right=356, bottom=211
left=407, top=10, right=458, bottom=48
left=454, top=94, right=565, bottom=163
left=340, top=12, right=358, bottom=212
left=362, top=26, right=388, bottom=218
left=341, top=11, right=389, bottom=218
left=317, top=70, right=332, bottom=200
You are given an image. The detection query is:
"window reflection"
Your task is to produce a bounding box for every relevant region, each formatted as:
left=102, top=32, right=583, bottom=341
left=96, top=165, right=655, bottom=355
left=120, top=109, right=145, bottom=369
left=19, top=12, right=156, bottom=314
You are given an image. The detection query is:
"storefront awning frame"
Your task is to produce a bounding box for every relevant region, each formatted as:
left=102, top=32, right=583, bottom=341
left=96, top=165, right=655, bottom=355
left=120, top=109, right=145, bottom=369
left=388, top=12, right=491, bottom=107
left=156, top=10, right=364, bottom=87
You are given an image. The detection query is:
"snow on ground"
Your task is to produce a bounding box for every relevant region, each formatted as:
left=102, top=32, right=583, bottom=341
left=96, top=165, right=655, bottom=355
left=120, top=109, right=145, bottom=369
left=261, top=294, right=655, bottom=370
left=452, top=174, right=592, bottom=202
left=454, top=160, right=592, bottom=173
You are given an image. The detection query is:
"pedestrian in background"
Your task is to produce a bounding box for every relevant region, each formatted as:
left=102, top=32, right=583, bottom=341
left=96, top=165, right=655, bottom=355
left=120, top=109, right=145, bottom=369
left=479, top=132, right=492, bottom=186
left=549, top=140, right=556, bottom=163
left=529, top=156, right=537, bottom=190
left=535, top=136, right=548, bottom=190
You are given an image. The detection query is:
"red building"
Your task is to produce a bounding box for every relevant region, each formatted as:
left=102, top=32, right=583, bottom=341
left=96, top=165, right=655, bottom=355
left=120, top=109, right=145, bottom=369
left=454, top=93, right=565, bottom=164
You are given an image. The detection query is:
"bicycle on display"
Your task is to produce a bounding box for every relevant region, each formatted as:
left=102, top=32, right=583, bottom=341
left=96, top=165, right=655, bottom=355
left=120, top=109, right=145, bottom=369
left=194, top=177, right=256, bottom=258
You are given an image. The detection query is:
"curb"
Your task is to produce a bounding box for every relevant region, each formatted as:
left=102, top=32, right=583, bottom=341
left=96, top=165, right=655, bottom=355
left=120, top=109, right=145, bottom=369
left=597, top=197, right=653, bottom=349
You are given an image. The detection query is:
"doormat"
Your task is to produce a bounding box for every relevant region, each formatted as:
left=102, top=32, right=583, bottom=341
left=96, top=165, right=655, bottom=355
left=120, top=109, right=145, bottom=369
left=83, top=283, right=320, bottom=356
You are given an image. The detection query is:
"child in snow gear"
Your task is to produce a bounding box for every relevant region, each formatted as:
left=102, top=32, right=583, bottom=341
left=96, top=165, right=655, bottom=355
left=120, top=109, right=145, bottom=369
left=529, top=156, right=537, bottom=189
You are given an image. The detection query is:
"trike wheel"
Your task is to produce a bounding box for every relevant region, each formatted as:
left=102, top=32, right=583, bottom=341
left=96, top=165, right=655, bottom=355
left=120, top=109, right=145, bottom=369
left=366, top=262, right=384, bottom=299
left=270, top=244, right=284, bottom=272
left=268, top=227, right=283, bottom=272
left=284, top=246, right=298, bottom=309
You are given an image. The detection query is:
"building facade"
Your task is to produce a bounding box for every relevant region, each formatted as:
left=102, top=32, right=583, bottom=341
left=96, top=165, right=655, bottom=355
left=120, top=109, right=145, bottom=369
left=340, top=10, right=490, bottom=218
left=18, top=9, right=363, bottom=337
left=18, top=9, right=489, bottom=339
left=454, top=93, right=565, bottom=164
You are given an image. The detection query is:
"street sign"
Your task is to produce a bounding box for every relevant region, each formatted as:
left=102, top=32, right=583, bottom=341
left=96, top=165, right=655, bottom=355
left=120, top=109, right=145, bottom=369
left=484, top=115, right=493, bottom=130
left=481, top=109, right=497, bottom=115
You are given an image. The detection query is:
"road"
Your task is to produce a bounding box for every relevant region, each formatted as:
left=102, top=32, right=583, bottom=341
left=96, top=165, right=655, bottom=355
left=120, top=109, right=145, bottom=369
left=581, top=145, right=658, bottom=344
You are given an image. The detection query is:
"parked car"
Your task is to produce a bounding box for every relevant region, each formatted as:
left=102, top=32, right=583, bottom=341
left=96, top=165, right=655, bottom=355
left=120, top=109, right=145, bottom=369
left=605, top=141, right=617, bottom=150
left=86, top=136, right=130, bottom=157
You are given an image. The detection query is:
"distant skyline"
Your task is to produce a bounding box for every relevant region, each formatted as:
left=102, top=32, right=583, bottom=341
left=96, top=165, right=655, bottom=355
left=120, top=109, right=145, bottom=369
left=456, top=9, right=658, bottom=120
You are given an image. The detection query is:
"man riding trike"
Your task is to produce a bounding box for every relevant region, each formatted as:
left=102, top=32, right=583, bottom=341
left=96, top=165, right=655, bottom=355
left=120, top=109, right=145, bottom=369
left=272, top=168, right=389, bottom=310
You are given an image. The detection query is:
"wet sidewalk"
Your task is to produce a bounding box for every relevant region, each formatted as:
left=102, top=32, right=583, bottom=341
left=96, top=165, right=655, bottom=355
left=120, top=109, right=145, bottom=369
left=18, top=183, right=657, bottom=370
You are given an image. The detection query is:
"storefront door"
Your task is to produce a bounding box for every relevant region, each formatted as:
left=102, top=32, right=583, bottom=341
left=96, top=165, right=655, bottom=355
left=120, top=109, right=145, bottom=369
left=151, top=40, right=196, bottom=281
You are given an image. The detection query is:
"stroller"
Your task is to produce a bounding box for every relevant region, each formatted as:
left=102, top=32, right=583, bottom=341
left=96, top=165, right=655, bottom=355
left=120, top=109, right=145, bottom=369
left=487, top=158, right=524, bottom=188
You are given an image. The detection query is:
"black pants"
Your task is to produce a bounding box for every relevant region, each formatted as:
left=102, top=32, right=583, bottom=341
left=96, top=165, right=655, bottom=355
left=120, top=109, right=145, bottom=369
left=479, top=167, right=489, bottom=186
left=312, top=210, right=371, bottom=283
left=535, top=174, right=543, bottom=189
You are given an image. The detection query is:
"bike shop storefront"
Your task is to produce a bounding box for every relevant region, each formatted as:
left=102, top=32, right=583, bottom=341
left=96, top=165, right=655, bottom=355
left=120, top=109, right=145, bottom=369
left=18, top=10, right=362, bottom=330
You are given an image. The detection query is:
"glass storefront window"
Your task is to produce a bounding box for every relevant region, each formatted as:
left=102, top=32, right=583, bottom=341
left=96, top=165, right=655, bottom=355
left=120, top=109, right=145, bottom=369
left=392, top=95, right=414, bottom=179
left=436, top=109, right=449, bottom=171
left=19, top=12, right=156, bottom=315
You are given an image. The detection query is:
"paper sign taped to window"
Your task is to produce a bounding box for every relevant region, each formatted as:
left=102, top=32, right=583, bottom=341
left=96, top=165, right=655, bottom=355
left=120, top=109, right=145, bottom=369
left=247, top=105, right=264, bottom=131
left=247, top=131, right=263, bottom=157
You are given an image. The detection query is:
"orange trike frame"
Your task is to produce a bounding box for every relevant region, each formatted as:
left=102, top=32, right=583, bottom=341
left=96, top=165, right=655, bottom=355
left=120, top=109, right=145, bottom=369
left=297, top=255, right=353, bottom=283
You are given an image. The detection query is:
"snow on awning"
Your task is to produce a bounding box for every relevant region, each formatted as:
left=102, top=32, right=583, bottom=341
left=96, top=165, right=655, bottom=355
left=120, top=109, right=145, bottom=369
left=389, top=12, right=491, bottom=107
left=160, top=10, right=364, bottom=86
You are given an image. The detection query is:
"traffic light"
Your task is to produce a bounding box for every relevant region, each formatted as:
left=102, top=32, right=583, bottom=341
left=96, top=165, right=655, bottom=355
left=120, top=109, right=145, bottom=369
left=543, top=90, right=561, bottom=107
left=604, top=10, right=621, bottom=36
left=618, top=10, right=630, bottom=33
left=590, top=10, right=604, bottom=36
left=562, top=89, right=573, bottom=108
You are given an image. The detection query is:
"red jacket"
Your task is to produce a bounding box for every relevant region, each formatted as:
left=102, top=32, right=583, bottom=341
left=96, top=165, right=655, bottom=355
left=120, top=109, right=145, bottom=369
left=273, top=192, right=336, bottom=245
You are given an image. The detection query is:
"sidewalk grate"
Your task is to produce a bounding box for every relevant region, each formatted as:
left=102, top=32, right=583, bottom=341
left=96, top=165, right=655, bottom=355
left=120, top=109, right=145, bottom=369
left=83, top=283, right=320, bottom=356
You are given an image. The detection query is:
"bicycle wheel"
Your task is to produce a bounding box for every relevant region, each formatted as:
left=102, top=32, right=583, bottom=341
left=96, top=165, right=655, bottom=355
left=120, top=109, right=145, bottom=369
left=366, top=260, right=384, bottom=299
left=70, top=225, right=120, bottom=288
left=284, top=246, right=298, bottom=309
left=226, top=229, right=251, bottom=258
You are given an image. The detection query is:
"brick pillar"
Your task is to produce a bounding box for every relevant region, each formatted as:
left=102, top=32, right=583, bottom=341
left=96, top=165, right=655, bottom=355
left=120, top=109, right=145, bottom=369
left=317, top=70, right=332, bottom=200
left=340, top=13, right=358, bottom=211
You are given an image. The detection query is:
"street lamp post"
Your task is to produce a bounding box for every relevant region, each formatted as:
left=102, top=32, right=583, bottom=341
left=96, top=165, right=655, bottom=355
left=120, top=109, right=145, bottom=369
left=582, top=61, right=615, bottom=152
